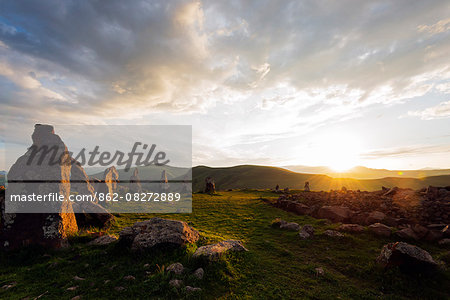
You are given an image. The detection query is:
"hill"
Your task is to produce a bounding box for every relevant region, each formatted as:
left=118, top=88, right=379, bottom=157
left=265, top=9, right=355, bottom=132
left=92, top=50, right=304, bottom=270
left=284, top=165, right=450, bottom=179
left=192, top=165, right=450, bottom=192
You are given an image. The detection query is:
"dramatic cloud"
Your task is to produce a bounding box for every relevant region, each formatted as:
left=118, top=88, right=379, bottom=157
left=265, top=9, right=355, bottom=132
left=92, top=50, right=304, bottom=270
left=1, top=0, right=450, bottom=168
left=408, top=100, right=450, bottom=120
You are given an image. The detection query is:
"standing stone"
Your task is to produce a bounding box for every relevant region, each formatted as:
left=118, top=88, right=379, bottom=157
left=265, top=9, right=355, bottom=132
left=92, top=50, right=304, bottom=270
left=70, top=159, right=115, bottom=229
left=204, top=177, right=215, bottom=194
left=129, top=168, right=142, bottom=193
left=160, top=170, right=169, bottom=193
left=0, top=124, right=78, bottom=250
left=304, top=181, right=310, bottom=192
left=98, top=166, right=119, bottom=198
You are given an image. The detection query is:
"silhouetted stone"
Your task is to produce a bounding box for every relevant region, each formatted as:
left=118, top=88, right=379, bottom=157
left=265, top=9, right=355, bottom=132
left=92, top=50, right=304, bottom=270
left=129, top=168, right=142, bottom=193
left=304, top=181, right=310, bottom=192
left=0, top=124, right=78, bottom=250
left=204, top=177, right=215, bottom=194
left=160, top=170, right=169, bottom=193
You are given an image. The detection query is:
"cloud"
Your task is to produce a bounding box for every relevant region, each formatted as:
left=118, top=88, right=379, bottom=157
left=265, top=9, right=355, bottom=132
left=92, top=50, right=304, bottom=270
left=408, top=100, right=450, bottom=120
left=361, top=144, right=450, bottom=159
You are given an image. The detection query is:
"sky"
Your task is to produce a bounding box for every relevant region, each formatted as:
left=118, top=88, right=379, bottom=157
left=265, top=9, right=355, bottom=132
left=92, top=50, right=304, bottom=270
left=0, top=0, right=449, bottom=171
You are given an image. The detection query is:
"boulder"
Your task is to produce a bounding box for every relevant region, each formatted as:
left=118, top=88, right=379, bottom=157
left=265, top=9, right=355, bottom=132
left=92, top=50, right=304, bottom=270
left=438, top=238, right=450, bottom=245
left=323, top=230, right=344, bottom=237
left=368, top=223, right=391, bottom=237
left=298, top=225, right=314, bottom=239
left=169, top=279, right=183, bottom=288
left=395, top=228, right=419, bottom=240
left=301, top=225, right=315, bottom=235
left=166, top=262, right=184, bottom=275
left=317, top=206, right=353, bottom=223
left=271, top=218, right=286, bottom=228
left=118, top=218, right=200, bottom=252
left=412, top=224, right=429, bottom=239
left=377, top=242, right=438, bottom=270
left=338, top=224, right=364, bottom=233
left=0, top=124, right=78, bottom=250
left=279, top=222, right=300, bottom=231
left=193, top=240, right=248, bottom=260
left=292, top=203, right=311, bottom=215
left=88, top=235, right=118, bottom=246
left=193, top=268, right=204, bottom=279
left=366, top=211, right=386, bottom=225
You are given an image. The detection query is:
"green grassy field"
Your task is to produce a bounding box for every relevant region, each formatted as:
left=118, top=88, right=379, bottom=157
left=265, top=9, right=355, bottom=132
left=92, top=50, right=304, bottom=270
left=1, top=190, right=449, bottom=299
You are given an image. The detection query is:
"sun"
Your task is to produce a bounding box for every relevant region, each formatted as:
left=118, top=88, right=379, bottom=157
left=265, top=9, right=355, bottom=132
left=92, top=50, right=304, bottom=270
left=310, top=132, right=363, bottom=172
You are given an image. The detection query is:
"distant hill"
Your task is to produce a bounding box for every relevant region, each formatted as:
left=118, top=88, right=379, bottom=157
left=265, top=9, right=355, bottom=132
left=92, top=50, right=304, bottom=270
left=90, top=165, right=190, bottom=180
left=192, top=165, right=450, bottom=192
left=283, top=165, right=450, bottom=179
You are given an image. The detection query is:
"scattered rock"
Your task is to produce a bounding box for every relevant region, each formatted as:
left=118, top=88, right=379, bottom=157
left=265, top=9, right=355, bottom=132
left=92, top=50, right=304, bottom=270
left=338, top=224, right=364, bottom=233
left=88, top=235, right=117, bottom=246
left=71, top=296, right=81, bottom=300
left=368, top=223, right=391, bottom=237
left=366, top=211, right=386, bottom=225
left=166, top=262, right=184, bottom=275
left=193, top=240, right=248, bottom=260
left=193, top=268, right=204, bottom=279
left=377, top=242, right=438, bottom=270
left=118, top=218, right=200, bottom=252
left=271, top=218, right=287, bottom=228
left=315, top=267, right=324, bottom=276
left=317, top=206, right=353, bottom=223
left=438, top=238, right=450, bottom=245
left=104, top=280, right=110, bottom=284
left=2, top=282, right=17, bottom=290
left=412, top=224, right=429, bottom=239
left=73, top=276, right=85, bottom=281
left=123, top=275, right=135, bottom=281
left=114, top=286, right=126, bottom=292
left=66, top=286, right=78, bottom=291
left=396, top=228, right=419, bottom=240
left=323, top=230, right=344, bottom=237
left=279, top=222, right=300, bottom=231
left=185, top=286, right=202, bottom=293
left=169, top=279, right=183, bottom=288
left=301, top=225, right=315, bottom=235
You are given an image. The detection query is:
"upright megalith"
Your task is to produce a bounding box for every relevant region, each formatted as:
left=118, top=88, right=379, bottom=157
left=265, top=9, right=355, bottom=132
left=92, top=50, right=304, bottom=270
left=98, top=166, right=119, bottom=198
left=204, top=177, right=215, bottom=194
left=129, top=168, right=142, bottom=193
left=160, top=170, right=169, bottom=193
left=304, top=181, right=310, bottom=192
left=0, top=124, right=78, bottom=250
left=70, top=159, right=114, bottom=229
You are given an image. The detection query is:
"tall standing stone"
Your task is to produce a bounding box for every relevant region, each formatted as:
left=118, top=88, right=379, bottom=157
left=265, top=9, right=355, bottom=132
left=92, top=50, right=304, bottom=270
left=98, top=166, right=119, bottom=199
left=204, top=177, right=215, bottom=194
left=160, top=170, right=169, bottom=193
left=129, top=168, right=142, bottom=193
left=0, top=124, right=78, bottom=250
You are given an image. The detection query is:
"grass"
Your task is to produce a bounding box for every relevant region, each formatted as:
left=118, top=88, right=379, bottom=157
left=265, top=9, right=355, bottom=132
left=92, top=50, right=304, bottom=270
left=1, top=190, right=449, bottom=299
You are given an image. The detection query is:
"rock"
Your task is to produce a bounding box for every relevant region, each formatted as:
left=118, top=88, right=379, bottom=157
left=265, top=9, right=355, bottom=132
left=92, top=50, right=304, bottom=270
left=185, top=286, right=202, bottom=293
left=317, top=206, right=353, bottom=223
left=412, top=224, right=429, bottom=239
left=292, top=203, right=311, bottom=215
left=323, top=230, right=344, bottom=237
left=123, top=275, right=135, bottom=281
left=424, top=230, right=443, bottom=242
left=66, top=286, right=78, bottom=291
left=193, top=268, right=204, bottom=279
left=71, top=296, right=81, bottom=300
left=118, top=218, right=200, bottom=252
left=73, top=276, right=85, bottom=281
left=2, top=282, right=17, bottom=290
left=169, top=279, right=183, bottom=288
left=377, top=242, right=438, bottom=269
left=98, top=166, right=119, bottom=199
left=279, top=222, right=300, bottom=231
left=396, top=228, right=419, bottom=240
left=1, top=124, right=78, bottom=250
left=71, top=159, right=115, bottom=229
left=301, top=225, right=315, bottom=235
left=304, top=181, right=310, bottom=192
left=315, top=267, right=324, bottom=276
left=129, top=167, right=142, bottom=193
left=442, top=225, right=450, bottom=237
left=159, top=170, right=169, bottom=193
left=438, top=238, right=450, bottom=245
left=114, top=286, right=125, bottom=292
left=271, top=218, right=287, bottom=228
left=193, top=240, right=248, bottom=260
left=166, top=262, right=184, bottom=275
left=366, top=211, right=386, bottom=225
left=87, top=235, right=117, bottom=246
left=338, top=224, right=364, bottom=233
left=298, top=231, right=311, bottom=239
left=368, top=223, right=391, bottom=237
left=204, top=177, right=215, bottom=194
